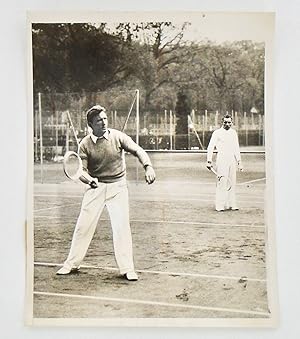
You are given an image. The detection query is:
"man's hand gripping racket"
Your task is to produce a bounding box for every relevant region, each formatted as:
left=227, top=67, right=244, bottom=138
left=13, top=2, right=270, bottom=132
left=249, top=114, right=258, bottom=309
left=206, top=161, right=232, bottom=191
left=63, top=151, right=98, bottom=189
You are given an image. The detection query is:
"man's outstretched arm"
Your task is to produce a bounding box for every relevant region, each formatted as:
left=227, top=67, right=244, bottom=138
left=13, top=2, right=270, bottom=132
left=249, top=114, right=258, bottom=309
left=121, top=133, right=156, bottom=184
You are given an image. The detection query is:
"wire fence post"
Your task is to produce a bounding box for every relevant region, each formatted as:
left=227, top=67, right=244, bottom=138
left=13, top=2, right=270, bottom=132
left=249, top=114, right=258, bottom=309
left=187, top=115, right=190, bottom=150
left=67, top=110, right=79, bottom=146
left=114, top=110, right=117, bottom=129
left=55, top=109, right=59, bottom=160
left=215, top=110, right=219, bottom=128
left=173, top=112, right=176, bottom=149
left=34, top=110, right=38, bottom=162
left=262, top=114, right=265, bottom=146
left=156, top=113, right=159, bottom=150
left=202, top=114, right=205, bottom=148
left=235, top=111, right=238, bottom=129
left=66, top=123, right=69, bottom=152
left=164, top=109, right=167, bottom=132
left=244, top=112, right=248, bottom=146
left=38, top=92, right=43, bottom=183
left=136, top=89, right=139, bottom=145
left=135, top=89, right=140, bottom=183
left=258, top=114, right=262, bottom=145
left=169, top=110, right=173, bottom=150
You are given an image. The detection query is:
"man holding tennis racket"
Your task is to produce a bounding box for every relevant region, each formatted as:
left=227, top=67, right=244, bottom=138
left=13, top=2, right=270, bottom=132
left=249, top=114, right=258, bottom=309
left=206, top=114, right=243, bottom=212
left=56, top=105, right=155, bottom=281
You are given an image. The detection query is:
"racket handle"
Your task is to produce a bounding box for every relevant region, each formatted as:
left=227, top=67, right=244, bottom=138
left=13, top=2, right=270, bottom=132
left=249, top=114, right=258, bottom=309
left=210, top=168, right=218, bottom=176
left=79, top=171, right=98, bottom=187
left=90, top=181, right=98, bottom=189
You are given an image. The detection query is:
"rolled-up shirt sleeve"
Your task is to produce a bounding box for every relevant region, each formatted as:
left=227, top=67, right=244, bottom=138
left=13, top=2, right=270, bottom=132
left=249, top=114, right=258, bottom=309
left=120, top=132, right=152, bottom=168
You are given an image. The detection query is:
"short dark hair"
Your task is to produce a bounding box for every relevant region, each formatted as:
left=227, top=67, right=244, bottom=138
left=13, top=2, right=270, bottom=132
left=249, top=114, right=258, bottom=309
left=86, top=105, right=106, bottom=126
left=222, top=114, right=232, bottom=121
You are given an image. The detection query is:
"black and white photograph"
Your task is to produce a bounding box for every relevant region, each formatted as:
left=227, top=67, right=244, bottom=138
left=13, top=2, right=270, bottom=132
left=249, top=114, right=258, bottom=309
left=26, top=11, right=277, bottom=326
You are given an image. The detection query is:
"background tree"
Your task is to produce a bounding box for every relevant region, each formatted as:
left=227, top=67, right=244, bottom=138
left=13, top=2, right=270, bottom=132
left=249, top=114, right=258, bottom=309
left=171, top=41, right=264, bottom=114
left=175, top=90, right=192, bottom=149
left=115, top=22, right=190, bottom=110
left=32, top=22, right=265, bottom=140
left=32, top=23, right=138, bottom=111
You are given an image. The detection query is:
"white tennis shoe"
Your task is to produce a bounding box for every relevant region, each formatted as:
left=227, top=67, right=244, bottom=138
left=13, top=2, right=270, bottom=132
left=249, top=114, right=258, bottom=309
left=124, top=271, right=138, bottom=281
left=56, top=266, right=80, bottom=275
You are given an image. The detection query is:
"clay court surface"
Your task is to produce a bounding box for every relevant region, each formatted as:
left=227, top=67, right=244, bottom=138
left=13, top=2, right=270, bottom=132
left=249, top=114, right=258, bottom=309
left=31, top=151, right=270, bottom=319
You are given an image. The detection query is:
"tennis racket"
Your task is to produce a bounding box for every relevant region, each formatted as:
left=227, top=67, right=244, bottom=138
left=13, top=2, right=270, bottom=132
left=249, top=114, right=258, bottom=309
left=63, top=151, right=98, bottom=188
left=210, top=167, right=232, bottom=191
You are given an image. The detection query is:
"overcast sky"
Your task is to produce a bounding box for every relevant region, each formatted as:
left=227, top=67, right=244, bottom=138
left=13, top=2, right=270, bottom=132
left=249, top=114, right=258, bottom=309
left=99, top=12, right=272, bottom=43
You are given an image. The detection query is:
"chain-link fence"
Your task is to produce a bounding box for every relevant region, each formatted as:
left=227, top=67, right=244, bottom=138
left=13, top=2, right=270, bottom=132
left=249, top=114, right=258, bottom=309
left=33, top=91, right=265, bottom=162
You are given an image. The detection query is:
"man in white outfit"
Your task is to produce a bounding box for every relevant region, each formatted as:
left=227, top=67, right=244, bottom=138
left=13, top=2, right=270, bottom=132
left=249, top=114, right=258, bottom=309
left=206, top=114, right=243, bottom=212
left=56, top=105, right=156, bottom=280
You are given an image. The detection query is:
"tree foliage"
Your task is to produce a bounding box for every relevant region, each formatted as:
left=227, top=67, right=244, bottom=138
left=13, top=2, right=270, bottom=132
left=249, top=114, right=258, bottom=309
left=175, top=90, right=192, bottom=133
left=32, top=23, right=265, bottom=117
left=32, top=23, right=136, bottom=94
left=172, top=41, right=264, bottom=114
left=113, top=22, right=190, bottom=109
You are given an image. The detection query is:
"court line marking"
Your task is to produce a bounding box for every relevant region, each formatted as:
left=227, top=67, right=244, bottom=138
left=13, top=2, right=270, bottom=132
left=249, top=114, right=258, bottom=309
left=239, top=177, right=266, bottom=185
left=132, top=197, right=264, bottom=204
left=34, top=262, right=266, bottom=282
left=35, top=179, right=266, bottom=187
left=33, top=216, right=265, bottom=229
left=33, top=291, right=270, bottom=317
left=33, top=194, right=264, bottom=205
left=133, top=181, right=266, bottom=185
left=35, top=191, right=265, bottom=198
left=34, top=203, right=81, bottom=212
left=129, top=192, right=264, bottom=200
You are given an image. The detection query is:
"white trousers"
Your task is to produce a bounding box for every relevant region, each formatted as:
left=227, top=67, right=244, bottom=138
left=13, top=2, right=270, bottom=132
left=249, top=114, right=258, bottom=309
left=215, top=159, right=238, bottom=210
left=63, top=178, right=135, bottom=274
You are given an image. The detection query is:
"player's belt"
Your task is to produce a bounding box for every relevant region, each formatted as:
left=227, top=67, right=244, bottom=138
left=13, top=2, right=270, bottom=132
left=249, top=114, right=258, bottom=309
left=96, top=175, right=126, bottom=183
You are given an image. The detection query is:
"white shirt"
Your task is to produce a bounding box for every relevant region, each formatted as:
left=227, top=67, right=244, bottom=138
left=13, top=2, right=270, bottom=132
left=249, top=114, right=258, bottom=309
left=207, top=127, right=241, bottom=163
left=90, top=130, right=109, bottom=144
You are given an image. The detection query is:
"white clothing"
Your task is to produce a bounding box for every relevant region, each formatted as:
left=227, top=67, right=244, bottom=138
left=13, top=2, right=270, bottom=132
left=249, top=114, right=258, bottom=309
left=62, top=178, right=134, bottom=274
left=207, top=127, right=241, bottom=210
left=61, top=129, right=152, bottom=275
left=90, top=131, right=109, bottom=143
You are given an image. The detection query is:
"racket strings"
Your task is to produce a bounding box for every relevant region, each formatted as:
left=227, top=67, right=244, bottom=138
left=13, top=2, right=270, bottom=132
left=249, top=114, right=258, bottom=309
left=64, top=152, right=82, bottom=180
left=215, top=172, right=232, bottom=191
left=226, top=169, right=232, bottom=191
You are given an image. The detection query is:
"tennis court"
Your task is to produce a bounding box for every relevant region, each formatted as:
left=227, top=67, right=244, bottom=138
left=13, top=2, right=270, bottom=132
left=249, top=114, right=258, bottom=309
left=32, top=150, right=269, bottom=319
